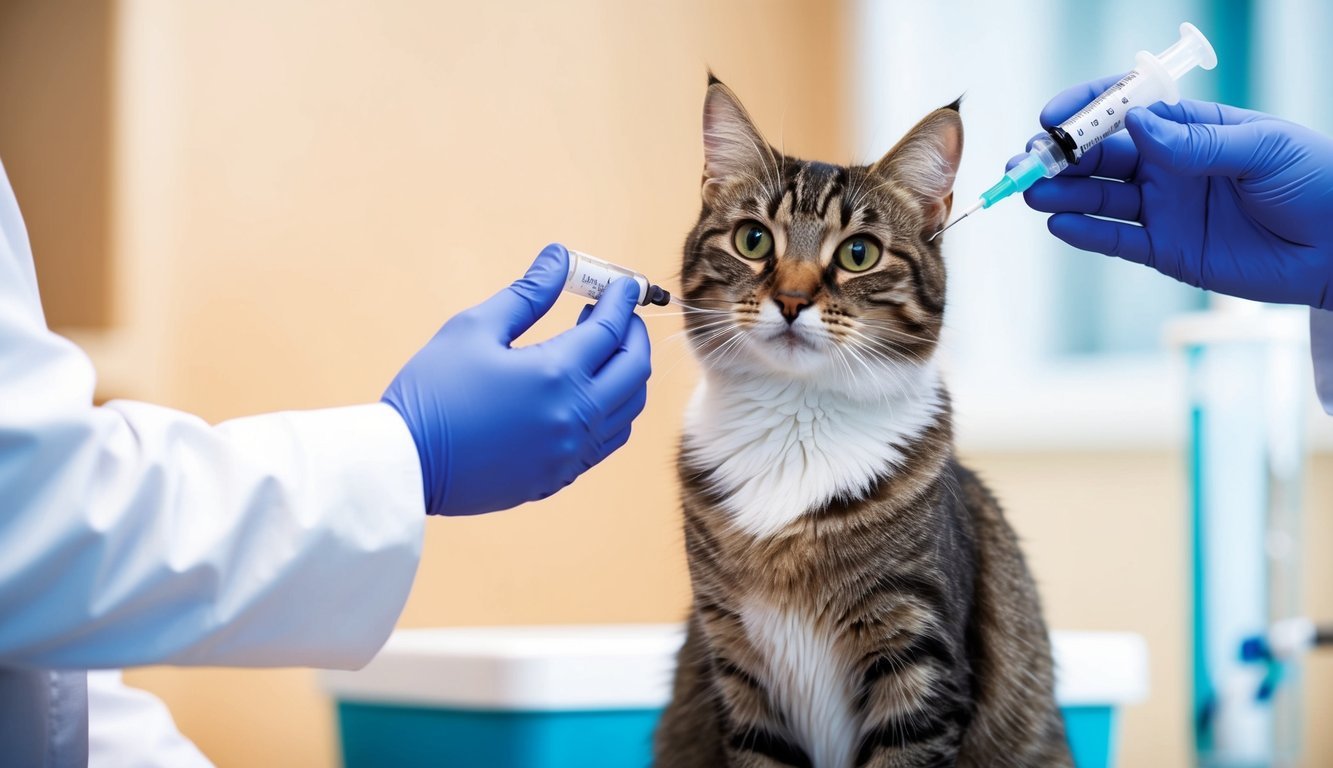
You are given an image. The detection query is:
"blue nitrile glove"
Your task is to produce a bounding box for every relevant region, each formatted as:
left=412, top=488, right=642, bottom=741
left=383, top=243, right=651, bottom=516
left=1014, top=74, right=1333, bottom=309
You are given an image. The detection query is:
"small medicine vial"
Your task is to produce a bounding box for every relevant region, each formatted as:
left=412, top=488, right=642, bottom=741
left=564, top=249, right=671, bottom=307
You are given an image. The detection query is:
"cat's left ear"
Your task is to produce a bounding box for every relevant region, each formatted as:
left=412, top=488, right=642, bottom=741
left=870, top=100, right=963, bottom=233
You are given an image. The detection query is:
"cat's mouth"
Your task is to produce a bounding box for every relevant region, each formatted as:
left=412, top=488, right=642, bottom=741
left=753, top=324, right=829, bottom=370
left=767, top=326, right=817, bottom=350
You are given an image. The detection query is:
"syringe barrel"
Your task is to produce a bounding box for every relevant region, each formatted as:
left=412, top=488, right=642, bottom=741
left=1050, top=70, right=1162, bottom=162
left=565, top=248, right=670, bottom=306
left=1052, top=22, right=1215, bottom=163
left=565, top=249, right=651, bottom=305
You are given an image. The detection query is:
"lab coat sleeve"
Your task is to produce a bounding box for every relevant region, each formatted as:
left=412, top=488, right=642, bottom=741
left=0, top=400, right=426, bottom=671
left=1312, top=308, right=1333, bottom=414
left=0, top=160, right=425, bottom=670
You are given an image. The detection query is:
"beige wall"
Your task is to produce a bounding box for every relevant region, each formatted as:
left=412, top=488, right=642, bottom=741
left=5, top=2, right=1331, bottom=767
left=0, top=0, right=114, bottom=328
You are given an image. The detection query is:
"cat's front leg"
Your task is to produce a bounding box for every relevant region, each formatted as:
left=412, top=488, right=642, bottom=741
left=709, top=651, right=812, bottom=767
left=852, top=709, right=964, bottom=768
left=851, top=735, right=960, bottom=768
left=723, top=727, right=814, bottom=768
left=850, top=636, right=969, bottom=768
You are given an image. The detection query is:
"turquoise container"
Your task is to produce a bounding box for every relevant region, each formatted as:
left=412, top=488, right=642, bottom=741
left=1062, top=705, right=1120, bottom=768
left=322, top=626, right=1145, bottom=768
left=336, top=702, right=1119, bottom=768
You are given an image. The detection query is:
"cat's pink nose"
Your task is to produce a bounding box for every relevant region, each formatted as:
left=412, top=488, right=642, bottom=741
left=774, top=291, right=812, bottom=323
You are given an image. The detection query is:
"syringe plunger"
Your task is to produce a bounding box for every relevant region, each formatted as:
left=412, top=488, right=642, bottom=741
left=1156, top=22, right=1218, bottom=81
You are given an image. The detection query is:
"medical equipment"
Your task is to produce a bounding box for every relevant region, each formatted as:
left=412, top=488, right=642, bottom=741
left=932, top=22, right=1217, bottom=240
left=565, top=249, right=671, bottom=307
left=1169, top=305, right=1309, bottom=767
left=1243, top=617, right=1333, bottom=666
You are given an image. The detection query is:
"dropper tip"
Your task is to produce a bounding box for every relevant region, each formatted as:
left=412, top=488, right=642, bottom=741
left=647, top=285, right=671, bottom=306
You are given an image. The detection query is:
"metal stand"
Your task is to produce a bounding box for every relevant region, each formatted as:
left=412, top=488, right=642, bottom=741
left=1170, top=306, right=1308, bottom=768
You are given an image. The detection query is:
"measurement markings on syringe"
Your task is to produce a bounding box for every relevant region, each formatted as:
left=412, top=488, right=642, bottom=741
left=1062, top=71, right=1141, bottom=157
left=1077, top=119, right=1124, bottom=154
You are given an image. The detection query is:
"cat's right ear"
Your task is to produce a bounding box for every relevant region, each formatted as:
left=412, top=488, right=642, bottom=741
left=702, top=75, right=774, bottom=204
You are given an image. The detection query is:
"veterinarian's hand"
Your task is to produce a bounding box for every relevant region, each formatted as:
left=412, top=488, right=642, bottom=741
left=383, top=243, right=651, bottom=516
left=1014, top=74, right=1333, bottom=309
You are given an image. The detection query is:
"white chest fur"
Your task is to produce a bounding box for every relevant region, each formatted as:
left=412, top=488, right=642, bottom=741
left=682, top=363, right=943, bottom=539
left=741, top=598, right=858, bottom=768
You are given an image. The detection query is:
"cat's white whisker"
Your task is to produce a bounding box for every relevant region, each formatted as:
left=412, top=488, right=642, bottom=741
left=853, top=339, right=921, bottom=407
left=827, top=332, right=873, bottom=384
left=677, top=319, right=743, bottom=344
left=668, top=308, right=734, bottom=317
left=704, top=330, right=749, bottom=370
left=693, top=325, right=738, bottom=355
left=853, top=325, right=938, bottom=346
left=667, top=299, right=734, bottom=314
left=669, top=314, right=740, bottom=332
left=843, top=327, right=926, bottom=364
left=681, top=330, right=738, bottom=352
left=663, top=327, right=727, bottom=345
left=657, top=323, right=745, bottom=377
left=833, top=324, right=911, bottom=361
left=849, top=335, right=934, bottom=364
left=840, top=341, right=902, bottom=407
left=830, top=343, right=865, bottom=394
left=711, top=330, right=755, bottom=371
left=850, top=319, right=938, bottom=346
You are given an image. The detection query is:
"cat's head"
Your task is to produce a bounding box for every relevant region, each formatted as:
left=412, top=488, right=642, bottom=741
left=682, top=75, right=961, bottom=396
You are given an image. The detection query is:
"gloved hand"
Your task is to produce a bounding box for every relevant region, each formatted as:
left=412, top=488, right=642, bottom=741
left=1016, top=74, right=1333, bottom=309
left=383, top=243, right=651, bottom=516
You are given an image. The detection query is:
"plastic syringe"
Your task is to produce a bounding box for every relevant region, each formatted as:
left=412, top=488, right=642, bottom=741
left=932, top=22, right=1217, bottom=241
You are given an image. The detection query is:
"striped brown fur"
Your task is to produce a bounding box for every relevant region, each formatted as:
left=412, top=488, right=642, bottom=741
left=653, top=77, right=1070, bottom=767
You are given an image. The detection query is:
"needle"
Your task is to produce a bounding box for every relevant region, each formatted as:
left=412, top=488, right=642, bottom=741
left=929, top=199, right=983, bottom=242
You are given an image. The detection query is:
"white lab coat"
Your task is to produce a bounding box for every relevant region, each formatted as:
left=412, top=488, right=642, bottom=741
left=87, top=671, right=212, bottom=767
left=0, top=160, right=425, bottom=764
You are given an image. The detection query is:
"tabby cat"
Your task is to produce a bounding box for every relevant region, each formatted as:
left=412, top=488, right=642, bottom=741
left=652, top=76, right=1072, bottom=768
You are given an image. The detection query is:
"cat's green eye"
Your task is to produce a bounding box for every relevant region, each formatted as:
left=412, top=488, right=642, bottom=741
left=836, top=236, right=882, bottom=273
left=733, top=221, right=774, bottom=260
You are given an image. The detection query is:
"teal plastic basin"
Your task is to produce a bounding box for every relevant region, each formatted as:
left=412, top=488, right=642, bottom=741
left=336, top=702, right=1119, bottom=768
